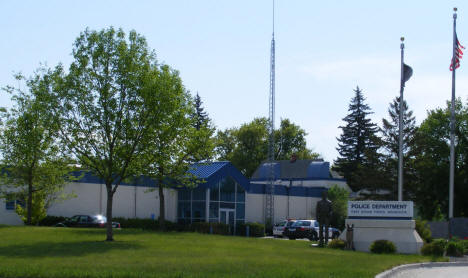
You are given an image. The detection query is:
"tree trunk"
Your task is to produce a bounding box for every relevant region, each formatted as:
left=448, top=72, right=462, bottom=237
left=105, top=184, right=114, bottom=241
left=158, top=180, right=165, bottom=231
left=27, top=181, right=33, bottom=225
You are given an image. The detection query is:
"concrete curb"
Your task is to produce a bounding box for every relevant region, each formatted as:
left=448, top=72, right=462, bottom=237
left=375, top=261, right=468, bottom=278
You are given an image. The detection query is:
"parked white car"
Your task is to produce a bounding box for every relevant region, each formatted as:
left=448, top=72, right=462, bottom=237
left=273, top=220, right=296, bottom=237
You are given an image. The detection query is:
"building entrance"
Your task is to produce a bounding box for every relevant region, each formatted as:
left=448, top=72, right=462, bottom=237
left=220, top=209, right=235, bottom=227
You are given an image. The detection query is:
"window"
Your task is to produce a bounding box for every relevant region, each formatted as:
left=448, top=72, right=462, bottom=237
left=178, top=201, right=191, bottom=219
left=236, top=184, right=245, bottom=202
left=209, top=202, right=219, bottom=218
left=210, top=182, right=219, bottom=201
left=5, top=201, right=15, bottom=210
left=177, top=177, right=246, bottom=225
left=5, top=200, right=23, bottom=211
left=236, top=203, right=245, bottom=220
left=192, top=187, right=206, bottom=201
left=220, top=202, right=234, bottom=209
left=179, top=189, right=191, bottom=201
left=220, top=177, right=235, bottom=202
left=192, top=201, right=205, bottom=220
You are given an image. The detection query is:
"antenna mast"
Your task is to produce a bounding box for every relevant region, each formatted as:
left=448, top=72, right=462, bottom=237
left=265, top=0, right=276, bottom=228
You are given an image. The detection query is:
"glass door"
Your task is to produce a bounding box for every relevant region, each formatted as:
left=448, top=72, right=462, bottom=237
left=219, top=209, right=235, bottom=226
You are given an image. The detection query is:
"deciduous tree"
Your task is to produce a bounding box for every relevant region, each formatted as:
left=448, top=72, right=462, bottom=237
left=142, top=82, right=215, bottom=230
left=38, top=28, right=164, bottom=241
left=411, top=99, right=468, bottom=219
left=0, top=72, right=75, bottom=225
left=216, top=118, right=319, bottom=177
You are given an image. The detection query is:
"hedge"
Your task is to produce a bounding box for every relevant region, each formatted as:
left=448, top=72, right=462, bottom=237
left=369, top=240, right=396, bottom=254
left=39, top=215, right=263, bottom=237
left=421, top=239, right=446, bottom=257
left=238, top=222, right=265, bottom=237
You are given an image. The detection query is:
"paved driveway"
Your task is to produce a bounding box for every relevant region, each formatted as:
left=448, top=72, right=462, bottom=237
left=390, top=265, right=468, bottom=278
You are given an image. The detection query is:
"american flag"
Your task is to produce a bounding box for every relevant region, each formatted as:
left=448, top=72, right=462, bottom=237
left=450, top=33, right=465, bottom=71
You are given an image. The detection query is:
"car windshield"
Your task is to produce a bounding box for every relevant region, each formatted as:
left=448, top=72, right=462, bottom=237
left=286, top=221, right=296, bottom=227
left=275, top=221, right=287, bottom=227
left=293, top=220, right=311, bottom=226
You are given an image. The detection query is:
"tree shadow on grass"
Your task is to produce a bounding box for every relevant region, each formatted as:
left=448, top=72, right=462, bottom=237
left=0, top=240, right=143, bottom=258
left=64, top=227, right=166, bottom=237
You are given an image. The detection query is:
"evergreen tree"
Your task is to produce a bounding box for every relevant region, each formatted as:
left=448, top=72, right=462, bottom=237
left=193, top=92, right=209, bottom=130
left=334, top=86, right=382, bottom=192
left=381, top=97, right=417, bottom=199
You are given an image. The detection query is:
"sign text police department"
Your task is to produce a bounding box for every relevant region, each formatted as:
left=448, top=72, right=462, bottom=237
left=348, top=201, right=413, bottom=218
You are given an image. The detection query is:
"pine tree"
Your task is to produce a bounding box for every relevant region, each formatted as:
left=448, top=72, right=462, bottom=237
left=381, top=97, right=417, bottom=199
left=193, top=92, right=209, bottom=130
left=334, top=86, right=382, bottom=192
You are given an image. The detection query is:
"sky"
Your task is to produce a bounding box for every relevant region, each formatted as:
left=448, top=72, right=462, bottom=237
left=1, top=0, right=468, bottom=162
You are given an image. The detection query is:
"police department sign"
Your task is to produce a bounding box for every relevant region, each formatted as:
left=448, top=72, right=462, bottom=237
left=348, top=201, right=413, bottom=219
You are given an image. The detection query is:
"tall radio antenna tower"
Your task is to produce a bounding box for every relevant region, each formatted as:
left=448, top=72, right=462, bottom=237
left=265, top=0, right=276, bottom=228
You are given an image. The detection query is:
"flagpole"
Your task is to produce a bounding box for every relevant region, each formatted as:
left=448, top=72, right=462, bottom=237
left=449, top=8, right=457, bottom=219
left=398, top=37, right=405, bottom=202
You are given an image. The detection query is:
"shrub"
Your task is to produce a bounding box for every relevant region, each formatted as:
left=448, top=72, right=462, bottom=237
left=327, top=185, right=349, bottom=230
left=38, top=215, right=66, bottom=226
left=238, top=222, right=265, bottom=237
left=15, top=196, right=46, bottom=225
left=415, top=220, right=432, bottom=243
left=446, top=241, right=464, bottom=257
left=190, top=222, right=229, bottom=235
left=460, top=240, right=468, bottom=255
left=421, top=239, right=446, bottom=257
left=328, top=239, right=345, bottom=249
left=369, top=240, right=396, bottom=254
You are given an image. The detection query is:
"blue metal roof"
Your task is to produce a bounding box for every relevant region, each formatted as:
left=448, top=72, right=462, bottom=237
left=188, top=161, right=230, bottom=179
left=71, top=161, right=250, bottom=191
left=188, top=161, right=250, bottom=191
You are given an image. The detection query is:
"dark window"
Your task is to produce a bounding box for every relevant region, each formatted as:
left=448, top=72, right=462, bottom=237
left=236, top=203, right=245, bottom=220
left=179, top=189, right=191, bottom=201
left=5, top=201, right=15, bottom=210
left=209, top=202, right=219, bottom=218
left=210, top=182, right=219, bottom=201
left=220, top=177, right=235, bottom=202
left=192, top=201, right=205, bottom=220
left=178, top=201, right=191, bottom=219
left=192, top=187, right=206, bottom=201
left=236, top=184, right=245, bottom=202
left=220, top=202, right=235, bottom=209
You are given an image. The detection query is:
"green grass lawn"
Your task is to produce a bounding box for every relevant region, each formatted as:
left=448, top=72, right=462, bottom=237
left=0, top=226, right=441, bottom=278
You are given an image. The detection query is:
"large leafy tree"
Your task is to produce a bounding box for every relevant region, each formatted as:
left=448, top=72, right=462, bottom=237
left=334, top=86, right=382, bottom=192
left=0, top=72, right=75, bottom=225
left=38, top=28, right=165, bottom=241
left=411, top=99, right=468, bottom=219
left=216, top=118, right=320, bottom=177
left=381, top=97, right=418, bottom=199
left=143, top=83, right=215, bottom=230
